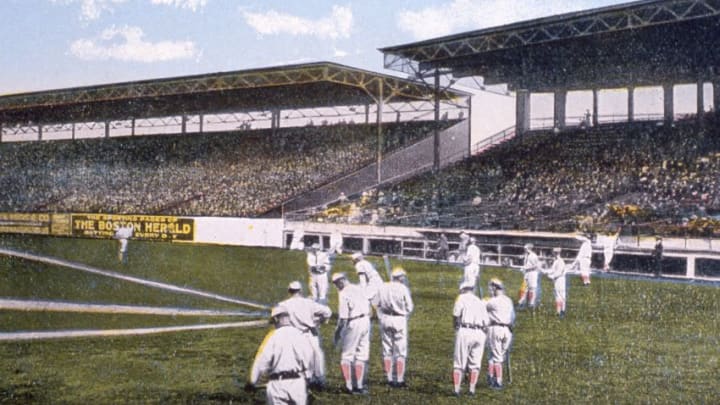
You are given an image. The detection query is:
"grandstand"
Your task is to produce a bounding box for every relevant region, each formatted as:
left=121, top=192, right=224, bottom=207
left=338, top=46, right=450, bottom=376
left=0, top=62, right=469, bottom=217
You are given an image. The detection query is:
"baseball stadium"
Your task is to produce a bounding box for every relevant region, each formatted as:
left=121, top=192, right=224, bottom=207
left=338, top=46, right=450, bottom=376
left=1, top=0, right=720, bottom=403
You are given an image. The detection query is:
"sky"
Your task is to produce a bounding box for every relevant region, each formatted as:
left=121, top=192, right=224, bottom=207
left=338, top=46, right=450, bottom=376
left=0, top=0, right=701, bottom=140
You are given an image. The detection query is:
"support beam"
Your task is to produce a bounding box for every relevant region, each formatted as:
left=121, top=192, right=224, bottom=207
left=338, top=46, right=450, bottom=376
left=592, top=89, right=599, bottom=127
left=181, top=114, right=187, bottom=134
left=72, top=122, right=76, bottom=139
left=553, top=90, right=567, bottom=128
left=38, top=125, right=42, bottom=141
left=515, top=90, right=531, bottom=134
left=376, top=81, right=384, bottom=183
left=199, top=114, right=204, bottom=134
left=105, top=121, right=110, bottom=138
left=697, top=79, right=705, bottom=116
left=714, top=81, right=720, bottom=113
left=663, top=83, right=674, bottom=122
left=628, top=86, right=635, bottom=122
left=433, top=69, right=441, bottom=172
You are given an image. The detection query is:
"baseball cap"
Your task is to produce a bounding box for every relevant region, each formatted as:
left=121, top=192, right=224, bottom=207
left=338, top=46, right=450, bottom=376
left=524, top=243, right=533, bottom=250
left=488, top=278, right=504, bottom=290
left=460, top=232, right=469, bottom=240
left=311, top=243, right=320, bottom=249
left=270, top=305, right=288, bottom=318
left=288, top=281, right=302, bottom=291
left=459, top=281, right=475, bottom=291
left=391, top=267, right=406, bottom=278
left=351, top=252, right=363, bottom=260
left=331, top=272, right=347, bottom=283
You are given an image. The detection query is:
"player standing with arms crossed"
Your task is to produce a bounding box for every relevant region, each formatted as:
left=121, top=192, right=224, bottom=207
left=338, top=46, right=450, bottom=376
left=542, top=248, right=567, bottom=318
left=278, top=281, right=332, bottom=390
left=373, top=267, right=414, bottom=388
left=307, top=243, right=330, bottom=304
left=331, top=273, right=372, bottom=395
left=518, top=243, right=541, bottom=311
left=246, top=305, right=314, bottom=405
left=451, top=281, right=490, bottom=396
left=486, top=278, right=515, bottom=390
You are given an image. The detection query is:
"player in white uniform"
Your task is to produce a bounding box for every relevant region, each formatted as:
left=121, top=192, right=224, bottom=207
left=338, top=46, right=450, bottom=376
left=462, top=237, right=482, bottom=294
left=246, top=305, right=314, bottom=405
left=572, top=234, right=593, bottom=286
left=331, top=273, right=372, bottom=395
left=351, top=252, right=383, bottom=303
left=373, top=267, right=414, bottom=388
left=278, top=281, right=332, bottom=390
left=113, top=224, right=134, bottom=264
left=518, top=243, right=541, bottom=311
left=452, top=281, right=490, bottom=396
left=542, top=248, right=567, bottom=318
left=486, top=278, right=515, bottom=390
left=306, top=243, right=330, bottom=304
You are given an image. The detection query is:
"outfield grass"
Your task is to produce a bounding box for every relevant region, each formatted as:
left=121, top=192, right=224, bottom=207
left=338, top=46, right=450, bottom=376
left=0, top=234, right=719, bottom=403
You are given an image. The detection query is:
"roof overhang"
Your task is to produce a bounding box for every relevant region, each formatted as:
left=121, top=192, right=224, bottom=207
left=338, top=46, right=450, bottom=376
left=0, top=62, right=469, bottom=125
left=381, top=0, right=720, bottom=92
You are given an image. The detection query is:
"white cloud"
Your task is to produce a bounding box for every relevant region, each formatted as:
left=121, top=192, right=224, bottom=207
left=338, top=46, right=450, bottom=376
left=51, top=0, right=127, bottom=20
left=397, top=0, right=612, bottom=40
left=52, top=0, right=206, bottom=20
left=150, top=0, right=207, bottom=12
left=70, top=25, right=201, bottom=62
left=242, top=5, right=353, bottom=40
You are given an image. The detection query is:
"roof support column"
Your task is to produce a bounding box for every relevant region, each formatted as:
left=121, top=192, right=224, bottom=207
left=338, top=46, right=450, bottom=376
left=104, top=121, right=110, bottom=138
left=515, top=89, right=530, bottom=135
left=553, top=90, right=567, bottom=129
left=0, top=123, right=3, bottom=143
left=433, top=69, right=441, bottom=172
left=130, top=119, right=135, bottom=136
left=628, top=86, right=635, bottom=122
left=181, top=114, right=187, bottom=134
left=376, top=81, right=384, bottom=183
left=663, top=83, right=674, bottom=123
left=592, top=89, right=599, bottom=127
left=38, top=124, right=42, bottom=141
left=697, top=79, right=705, bottom=117
left=198, top=114, right=204, bottom=134
left=365, top=104, right=370, bottom=124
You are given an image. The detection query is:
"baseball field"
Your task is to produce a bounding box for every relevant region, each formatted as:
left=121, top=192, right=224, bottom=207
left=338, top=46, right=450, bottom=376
left=0, top=234, right=718, bottom=403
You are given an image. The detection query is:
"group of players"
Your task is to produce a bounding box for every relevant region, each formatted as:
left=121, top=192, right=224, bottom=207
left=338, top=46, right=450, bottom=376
left=246, top=232, right=592, bottom=403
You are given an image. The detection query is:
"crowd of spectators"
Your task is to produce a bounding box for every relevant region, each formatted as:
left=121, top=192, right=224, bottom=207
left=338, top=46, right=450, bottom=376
left=0, top=120, right=448, bottom=218
left=0, top=125, right=378, bottom=216
left=314, top=114, right=720, bottom=236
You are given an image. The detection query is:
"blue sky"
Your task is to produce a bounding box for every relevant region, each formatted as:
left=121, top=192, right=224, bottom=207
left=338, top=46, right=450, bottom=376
left=0, top=0, right=631, bottom=94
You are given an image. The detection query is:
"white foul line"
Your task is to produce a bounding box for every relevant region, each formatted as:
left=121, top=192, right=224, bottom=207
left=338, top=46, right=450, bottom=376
left=0, top=248, right=270, bottom=310
left=0, top=320, right=269, bottom=341
left=0, top=298, right=264, bottom=317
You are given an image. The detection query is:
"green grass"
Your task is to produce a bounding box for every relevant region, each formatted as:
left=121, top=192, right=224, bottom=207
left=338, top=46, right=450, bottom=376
left=0, top=234, right=719, bottom=403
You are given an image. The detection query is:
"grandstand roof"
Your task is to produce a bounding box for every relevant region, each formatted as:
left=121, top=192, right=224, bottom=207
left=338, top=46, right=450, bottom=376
left=381, top=0, right=720, bottom=92
left=0, top=62, right=467, bottom=125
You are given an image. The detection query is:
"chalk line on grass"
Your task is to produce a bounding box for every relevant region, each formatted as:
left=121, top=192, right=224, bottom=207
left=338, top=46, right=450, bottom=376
left=0, top=320, right=269, bottom=341
left=0, top=298, right=265, bottom=317
left=0, top=248, right=270, bottom=310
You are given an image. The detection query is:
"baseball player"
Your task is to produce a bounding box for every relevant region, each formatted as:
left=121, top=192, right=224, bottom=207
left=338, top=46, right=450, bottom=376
left=373, top=267, right=414, bottom=388
left=351, top=252, right=383, bottom=303
left=486, top=278, right=515, bottom=390
left=518, top=243, right=541, bottom=311
left=306, top=243, right=330, bottom=304
left=542, top=248, right=567, bottom=318
left=572, top=234, right=593, bottom=286
left=246, top=305, right=314, bottom=405
left=278, top=281, right=332, bottom=390
left=462, top=236, right=482, bottom=294
left=113, top=224, right=134, bottom=264
left=331, top=272, right=372, bottom=395
left=452, top=281, right=490, bottom=396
